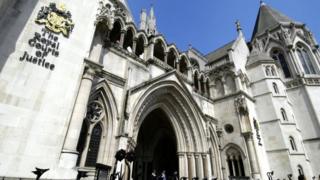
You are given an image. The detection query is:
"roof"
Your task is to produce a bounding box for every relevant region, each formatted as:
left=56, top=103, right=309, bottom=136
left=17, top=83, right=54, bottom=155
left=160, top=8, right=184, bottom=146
left=205, top=40, right=235, bottom=63
left=251, top=3, right=299, bottom=40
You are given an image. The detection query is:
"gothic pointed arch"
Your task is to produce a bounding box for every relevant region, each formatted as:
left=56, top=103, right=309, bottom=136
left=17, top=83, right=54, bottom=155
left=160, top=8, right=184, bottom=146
left=76, top=79, right=119, bottom=167
left=135, top=32, right=148, bottom=58
left=179, top=54, right=190, bottom=76
left=123, top=26, right=136, bottom=52
left=270, top=48, right=292, bottom=78
left=109, top=19, right=123, bottom=43
left=222, top=143, right=249, bottom=178
left=295, top=42, right=317, bottom=74
left=127, top=81, right=209, bottom=153
left=153, top=38, right=167, bottom=62
left=167, top=45, right=179, bottom=68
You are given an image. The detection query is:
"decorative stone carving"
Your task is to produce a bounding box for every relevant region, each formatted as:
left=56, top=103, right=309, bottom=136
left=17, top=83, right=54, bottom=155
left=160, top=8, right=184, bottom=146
left=95, top=1, right=114, bottom=29
left=35, top=3, right=74, bottom=37
left=234, top=95, right=248, bottom=116
left=86, top=101, right=104, bottom=122
left=95, top=0, right=127, bottom=29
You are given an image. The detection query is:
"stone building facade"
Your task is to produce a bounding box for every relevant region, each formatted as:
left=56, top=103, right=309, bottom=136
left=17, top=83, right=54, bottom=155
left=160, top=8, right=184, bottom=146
left=0, top=0, right=319, bottom=180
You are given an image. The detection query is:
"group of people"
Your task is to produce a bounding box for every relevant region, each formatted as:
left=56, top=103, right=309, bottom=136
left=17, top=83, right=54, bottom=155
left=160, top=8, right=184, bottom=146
left=151, top=170, right=179, bottom=180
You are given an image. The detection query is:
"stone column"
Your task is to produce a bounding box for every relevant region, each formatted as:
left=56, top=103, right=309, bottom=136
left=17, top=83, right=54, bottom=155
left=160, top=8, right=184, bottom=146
left=146, top=42, right=154, bottom=60
left=164, top=52, right=168, bottom=63
left=230, top=156, right=236, bottom=176
left=243, top=132, right=261, bottom=179
left=178, top=152, right=188, bottom=178
left=177, top=62, right=180, bottom=72
left=89, top=32, right=104, bottom=62
left=187, top=153, right=196, bottom=180
left=132, top=38, right=137, bottom=54
left=236, top=156, right=242, bottom=176
left=198, top=78, right=202, bottom=94
left=202, top=153, right=209, bottom=179
left=59, top=65, right=96, bottom=168
left=195, top=153, right=203, bottom=179
left=119, top=30, right=126, bottom=47
left=288, top=49, right=303, bottom=76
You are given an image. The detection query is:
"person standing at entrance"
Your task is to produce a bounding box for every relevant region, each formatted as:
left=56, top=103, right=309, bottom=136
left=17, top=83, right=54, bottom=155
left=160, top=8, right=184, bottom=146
left=151, top=169, right=157, bottom=180
left=160, top=170, right=166, bottom=180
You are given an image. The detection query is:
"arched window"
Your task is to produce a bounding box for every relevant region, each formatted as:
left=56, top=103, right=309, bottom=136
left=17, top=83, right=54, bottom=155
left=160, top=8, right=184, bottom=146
left=167, top=49, right=177, bottom=68
left=271, top=66, right=276, bottom=76
left=215, top=79, right=224, bottom=97
left=123, top=28, right=134, bottom=52
left=226, top=147, right=245, bottom=177
left=179, top=57, right=188, bottom=75
left=109, top=21, right=122, bottom=44
left=296, top=43, right=316, bottom=74
left=135, top=36, right=145, bottom=58
left=273, top=82, right=279, bottom=94
left=225, top=75, right=236, bottom=94
left=271, top=49, right=292, bottom=78
left=154, top=40, right=165, bottom=61
left=85, top=124, right=102, bottom=167
left=193, top=71, right=199, bottom=92
left=265, top=66, right=271, bottom=76
left=289, top=136, right=297, bottom=151
left=281, top=108, right=288, bottom=121
left=297, top=165, right=304, bottom=175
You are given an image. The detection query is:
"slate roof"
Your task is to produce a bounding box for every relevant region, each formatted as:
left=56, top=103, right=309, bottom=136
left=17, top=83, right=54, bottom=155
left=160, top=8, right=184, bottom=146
left=251, top=3, right=299, bottom=40
left=205, top=40, right=235, bottom=63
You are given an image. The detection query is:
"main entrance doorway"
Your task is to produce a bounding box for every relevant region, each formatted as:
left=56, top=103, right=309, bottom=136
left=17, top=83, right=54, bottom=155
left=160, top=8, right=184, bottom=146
left=133, top=108, right=178, bottom=180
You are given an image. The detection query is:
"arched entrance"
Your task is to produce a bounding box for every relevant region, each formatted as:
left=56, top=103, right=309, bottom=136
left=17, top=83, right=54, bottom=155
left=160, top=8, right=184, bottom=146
left=133, top=108, right=178, bottom=180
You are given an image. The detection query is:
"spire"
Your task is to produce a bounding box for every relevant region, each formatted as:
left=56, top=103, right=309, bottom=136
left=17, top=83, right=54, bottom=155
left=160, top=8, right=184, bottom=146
left=139, top=6, right=158, bottom=35
left=139, top=9, right=147, bottom=30
left=235, top=20, right=243, bottom=36
left=150, top=5, right=155, bottom=19
left=260, top=0, right=266, bottom=6
left=147, top=5, right=157, bottom=35
left=251, top=3, right=299, bottom=40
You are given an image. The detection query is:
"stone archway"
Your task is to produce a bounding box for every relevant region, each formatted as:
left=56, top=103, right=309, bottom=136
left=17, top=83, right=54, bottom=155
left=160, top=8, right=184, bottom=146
left=133, top=108, right=178, bottom=180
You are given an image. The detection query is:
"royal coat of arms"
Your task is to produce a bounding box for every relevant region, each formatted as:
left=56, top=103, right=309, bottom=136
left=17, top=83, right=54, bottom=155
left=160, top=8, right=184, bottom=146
left=35, top=3, right=74, bottom=37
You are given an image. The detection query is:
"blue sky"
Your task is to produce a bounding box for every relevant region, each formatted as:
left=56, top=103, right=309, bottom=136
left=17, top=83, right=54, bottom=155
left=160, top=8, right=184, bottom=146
left=127, top=0, right=320, bottom=55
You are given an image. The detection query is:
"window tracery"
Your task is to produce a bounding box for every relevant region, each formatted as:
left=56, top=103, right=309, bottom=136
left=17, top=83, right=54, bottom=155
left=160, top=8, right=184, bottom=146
left=296, top=43, right=316, bottom=74
left=271, top=49, right=292, bottom=78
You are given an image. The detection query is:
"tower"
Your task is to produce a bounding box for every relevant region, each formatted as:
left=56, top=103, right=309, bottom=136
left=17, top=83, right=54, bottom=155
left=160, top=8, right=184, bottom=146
left=248, top=2, right=320, bottom=179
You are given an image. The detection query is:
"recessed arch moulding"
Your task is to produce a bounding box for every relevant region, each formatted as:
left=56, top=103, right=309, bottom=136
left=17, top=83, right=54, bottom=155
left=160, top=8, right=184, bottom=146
left=122, top=80, right=222, bottom=179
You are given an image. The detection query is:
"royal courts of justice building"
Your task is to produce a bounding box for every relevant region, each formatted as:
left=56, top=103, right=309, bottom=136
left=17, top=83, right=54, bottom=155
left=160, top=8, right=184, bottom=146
left=0, top=0, right=319, bottom=180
